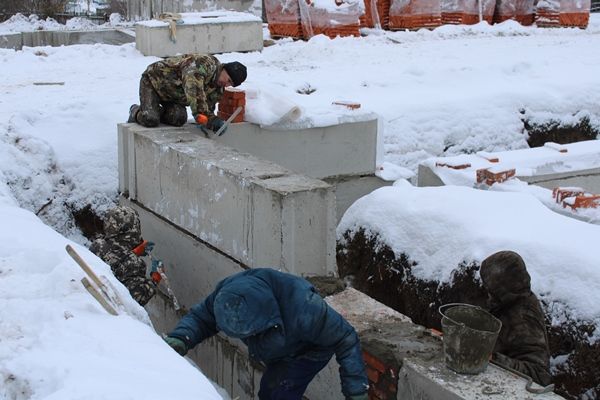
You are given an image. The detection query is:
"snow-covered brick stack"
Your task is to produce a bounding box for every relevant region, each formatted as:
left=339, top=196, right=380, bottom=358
left=265, top=0, right=304, bottom=38
left=440, top=0, right=496, bottom=24
left=359, top=0, right=391, bottom=28
left=300, top=0, right=364, bottom=38
left=493, top=0, right=535, bottom=25
left=218, top=88, right=245, bottom=123
left=388, top=0, right=442, bottom=30
left=535, top=0, right=590, bottom=28
left=552, top=187, right=600, bottom=210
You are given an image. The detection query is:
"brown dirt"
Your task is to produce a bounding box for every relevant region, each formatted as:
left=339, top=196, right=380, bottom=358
left=337, top=228, right=600, bottom=399
left=521, top=111, right=599, bottom=148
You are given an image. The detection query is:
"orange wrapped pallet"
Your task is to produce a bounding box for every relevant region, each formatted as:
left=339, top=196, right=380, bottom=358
left=359, top=0, right=391, bottom=28
left=299, top=0, right=363, bottom=38
left=493, top=0, right=535, bottom=25
left=265, top=0, right=304, bottom=38
left=535, top=0, right=590, bottom=28
left=440, top=0, right=496, bottom=24
left=389, top=0, right=442, bottom=29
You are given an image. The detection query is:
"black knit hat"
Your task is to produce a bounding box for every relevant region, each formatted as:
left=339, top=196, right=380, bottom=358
left=223, top=62, right=247, bottom=87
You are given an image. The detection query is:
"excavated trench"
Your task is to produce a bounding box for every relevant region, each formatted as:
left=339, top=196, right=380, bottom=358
left=337, top=229, right=600, bottom=400
left=521, top=111, right=600, bottom=148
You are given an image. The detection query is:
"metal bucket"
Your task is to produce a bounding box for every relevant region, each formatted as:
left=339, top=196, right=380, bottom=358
left=439, top=303, right=502, bottom=374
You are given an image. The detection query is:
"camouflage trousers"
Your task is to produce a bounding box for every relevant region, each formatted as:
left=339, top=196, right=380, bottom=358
left=122, top=276, right=156, bottom=306
left=135, top=73, right=188, bottom=127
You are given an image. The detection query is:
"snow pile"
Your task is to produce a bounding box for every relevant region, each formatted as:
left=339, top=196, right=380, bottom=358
left=0, top=198, right=223, bottom=399
left=0, top=12, right=133, bottom=33
left=338, top=183, right=600, bottom=326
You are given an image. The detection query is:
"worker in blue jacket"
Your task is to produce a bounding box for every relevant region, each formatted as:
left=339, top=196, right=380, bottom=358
left=164, top=268, right=369, bottom=400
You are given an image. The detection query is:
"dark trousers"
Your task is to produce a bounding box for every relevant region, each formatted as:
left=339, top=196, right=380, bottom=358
left=258, top=356, right=331, bottom=400
left=136, top=74, right=187, bottom=127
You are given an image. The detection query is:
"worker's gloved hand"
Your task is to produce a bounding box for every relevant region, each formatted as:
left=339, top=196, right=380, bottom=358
left=164, top=336, right=188, bottom=356
left=144, top=241, right=155, bottom=254
left=207, top=117, right=226, bottom=135
left=346, top=393, right=368, bottom=400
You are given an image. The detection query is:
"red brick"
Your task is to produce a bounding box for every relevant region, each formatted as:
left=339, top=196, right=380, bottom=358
left=564, top=194, right=600, bottom=210
left=436, top=161, right=471, bottom=170
left=366, top=366, right=380, bottom=383
left=476, top=168, right=515, bottom=185
left=223, top=87, right=245, bottom=100
left=363, top=351, right=386, bottom=373
left=332, top=101, right=361, bottom=109
left=552, top=187, right=585, bottom=204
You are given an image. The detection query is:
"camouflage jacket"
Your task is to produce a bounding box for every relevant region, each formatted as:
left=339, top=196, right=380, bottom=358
left=144, top=54, right=224, bottom=120
left=89, top=206, right=155, bottom=306
left=491, top=293, right=552, bottom=386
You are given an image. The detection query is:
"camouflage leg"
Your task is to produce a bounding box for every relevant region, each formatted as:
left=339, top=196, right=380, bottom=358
left=161, top=103, right=188, bottom=127
left=123, top=276, right=156, bottom=306
left=137, top=74, right=161, bottom=127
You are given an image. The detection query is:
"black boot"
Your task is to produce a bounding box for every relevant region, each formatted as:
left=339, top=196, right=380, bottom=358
left=128, top=104, right=140, bottom=123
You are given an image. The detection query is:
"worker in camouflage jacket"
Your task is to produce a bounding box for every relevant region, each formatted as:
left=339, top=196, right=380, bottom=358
left=128, top=54, right=247, bottom=133
left=89, top=206, right=155, bottom=306
left=480, top=250, right=552, bottom=386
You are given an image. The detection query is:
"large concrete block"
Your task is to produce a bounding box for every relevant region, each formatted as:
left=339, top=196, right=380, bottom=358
left=118, top=123, right=336, bottom=276
left=135, top=11, right=263, bottom=57
left=398, top=357, right=563, bottom=400
left=0, top=33, right=22, bottom=50
left=52, top=29, right=135, bottom=46
left=324, top=174, right=392, bottom=222
left=215, top=117, right=379, bottom=179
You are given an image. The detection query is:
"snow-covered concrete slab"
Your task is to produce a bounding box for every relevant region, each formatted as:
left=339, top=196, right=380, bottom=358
left=135, top=12, right=263, bottom=57
left=118, top=123, right=336, bottom=276
left=417, top=140, right=600, bottom=192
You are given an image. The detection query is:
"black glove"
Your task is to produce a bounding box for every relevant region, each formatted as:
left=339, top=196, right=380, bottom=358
left=207, top=117, right=227, bottom=135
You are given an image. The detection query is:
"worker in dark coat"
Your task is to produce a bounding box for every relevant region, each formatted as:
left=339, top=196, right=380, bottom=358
left=164, top=268, right=369, bottom=400
left=128, top=54, right=246, bottom=132
left=480, top=250, right=552, bottom=386
left=89, top=206, right=155, bottom=306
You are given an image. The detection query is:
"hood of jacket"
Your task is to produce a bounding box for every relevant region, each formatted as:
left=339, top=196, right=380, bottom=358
left=480, top=250, right=531, bottom=306
left=213, top=275, right=282, bottom=339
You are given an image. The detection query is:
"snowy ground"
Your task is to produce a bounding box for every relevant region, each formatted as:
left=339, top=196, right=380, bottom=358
left=1, top=12, right=600, bottom=399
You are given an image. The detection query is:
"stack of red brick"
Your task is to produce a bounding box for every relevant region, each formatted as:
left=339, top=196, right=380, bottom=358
left=360, top=0, right=391, bottom=28
left=441, top=0, right=495, bottom=25
left=265, top=0, right=362, bottom=39
left=388, top=0, right=442, bottom=30
left=363, top=350, right=399, bottom=399
left=553, top=187, right=600, bottom=210
left=266, top=0, right=590, bottom=36
left=218, top=88, right=245, bottom=123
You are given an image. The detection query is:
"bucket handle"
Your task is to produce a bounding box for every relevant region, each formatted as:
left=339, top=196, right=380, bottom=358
left=438, top=302, right=484, bottom=328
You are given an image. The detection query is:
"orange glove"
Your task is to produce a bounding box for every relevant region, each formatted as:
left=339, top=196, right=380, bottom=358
left=195, top=114, right=208, bottom=125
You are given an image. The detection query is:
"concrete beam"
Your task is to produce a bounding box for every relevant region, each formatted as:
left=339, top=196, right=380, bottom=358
left=2, top=29, right=134, bottom=49
left=135, top=13, right=263, bottom=57
left=0, top=32, right=22, bottom=50
left=215, top=117, right=379, bottom=179
left=118, top=123, right=336, bottom=276
left=519, top=167, right=600, bottom=194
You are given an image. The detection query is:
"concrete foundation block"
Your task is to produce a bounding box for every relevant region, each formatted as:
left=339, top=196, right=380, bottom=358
left=324, top=174, right=392, bottom=222
left=519, top=167, right=600, bottom=194
left=135, top=12, right=263, bottom=57
left=119, top=123, right=336, bottom=276
left=216, top=117, right=379, bottom=179
left=0, top=32, right=22, bottom=50
left=51, top=29, right=135, bottom=46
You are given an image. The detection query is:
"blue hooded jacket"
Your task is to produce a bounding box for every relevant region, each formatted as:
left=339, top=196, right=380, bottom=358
left=168, top=268, right=368, bottom=397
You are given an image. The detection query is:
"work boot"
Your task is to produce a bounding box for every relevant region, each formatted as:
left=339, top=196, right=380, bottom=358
left=128, top=104, right=140, bottom=123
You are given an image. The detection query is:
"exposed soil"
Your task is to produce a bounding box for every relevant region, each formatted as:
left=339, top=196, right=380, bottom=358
left=71, top=204, right=104, bottom=240
left=337, top=229, right=600, bottom=399
left=521, top=111, right=600, bottom=148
